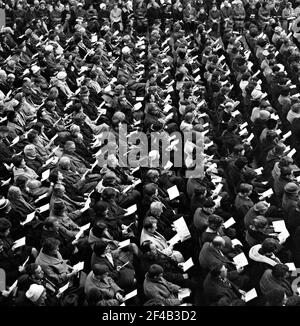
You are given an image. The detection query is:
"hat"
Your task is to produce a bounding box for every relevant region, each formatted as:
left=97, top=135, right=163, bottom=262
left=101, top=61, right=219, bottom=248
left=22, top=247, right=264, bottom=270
left=254, top=201, right=270, bottom=212
left=122, top=46, right=130, bottom=55
left=57, top=71, right=67, bottom=80
left=0, top=197, right=9, bottom=211
left=284, top=182, right=299, bottom=194
left=99, top=3, right=106, bottom=10
left=24, top=144, right=36, bottom=159
left=25, top=284, right=45, bottom=303
left=77, top=2, right=83, bottom=6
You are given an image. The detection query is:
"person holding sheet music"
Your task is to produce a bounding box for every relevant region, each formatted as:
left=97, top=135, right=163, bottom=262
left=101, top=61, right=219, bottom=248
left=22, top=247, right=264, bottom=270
left=0, top=218, right=37, bottom=283
left=85, top=264, right=124, bottom=306
left=140, top=216, right=184, bottom=263
left=143, top=264, right=188, bottom=306
left=35, top=237, right=80, bottom=288
left=203, top=263, right=246, bottom=305
left=90, top=240, right=136, bottom=291
left=139, top=240, right=196, bottom=290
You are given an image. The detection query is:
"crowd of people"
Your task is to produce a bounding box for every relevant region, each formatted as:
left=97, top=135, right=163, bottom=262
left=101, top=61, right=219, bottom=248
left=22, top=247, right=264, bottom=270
left=1, top=0, right=300, bottom=307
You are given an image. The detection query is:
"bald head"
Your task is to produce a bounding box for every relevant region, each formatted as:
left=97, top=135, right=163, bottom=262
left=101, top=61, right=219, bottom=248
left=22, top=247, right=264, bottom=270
left=59, top=157, right=71, bottom=170
left=212, top=236, right=225, bottom=248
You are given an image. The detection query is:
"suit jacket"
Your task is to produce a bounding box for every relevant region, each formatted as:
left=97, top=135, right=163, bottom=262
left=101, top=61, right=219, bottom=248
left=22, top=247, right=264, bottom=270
left=203, top=273, right=240, bottom=305
left=199, top=242, right=236, bottom=275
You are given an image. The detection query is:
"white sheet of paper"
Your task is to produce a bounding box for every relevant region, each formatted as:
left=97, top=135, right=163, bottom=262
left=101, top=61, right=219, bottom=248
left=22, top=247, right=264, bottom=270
left=282, top=131, right=292, bottom=140
left=233, top=252, right=248, bottom=268
left=39, top=203, right=50, bottom=213
left=213, top=183, right=223, bottom=196
left=212, top=176, right=222, bottom=184
left=7, top=280, right=18, bottom=294
left=223, top=217, right=236, bottom=229
left=118, top=239, right=131, bottom=249
left=242, top=288, right=257, bottom=302
left=73, top=261, right=84, bottom=272
left=91, top=34, right=98, bottom=42
left=58, top=282, right=70, bottom=294
left=164, top=161, right=173, bottom=170
left=182, top=258, right=194, bottom=272
left=231, top=110, right=240, bottom=117
left=287, top=148, right=296, bottom=158
left=178, top=288, right=191, bottom=300
left=168, top=233, right=182, bottom=246
left=259, top=188, right=273, bottom=199
left=164, top=104, right=173, bottom=113
left=272, top=220, right=286, bottom=233
left=278, top=228, right=290, bottom=244
left=75, top=223, right=91, bottom=241
left=13, top=237, right=26, bottom=249
left=134, top=102, right=143, bottom=111
left=285, top=262, right=296, bottom=271
left=124, top=289, right=137, bottom=301
left=21, top=212, right=35, bottom=226
left=167, top=185, right=180, bottom=200
left=239, top=128, right=248, bottom=136
left=124, top=204, right=137, bottom=216
left=173, top=217, right=191, bottom=241
left=254, top=167, right=263, bottom=175
left=41, top=169, right=50, bottom=181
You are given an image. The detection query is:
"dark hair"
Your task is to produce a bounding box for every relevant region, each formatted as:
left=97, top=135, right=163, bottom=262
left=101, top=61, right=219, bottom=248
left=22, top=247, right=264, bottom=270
left=261, top=238, right=279, bottom=254
left=143, top=183, right=158, bottom=196
left=12, top=155, right=23, bottom=168
left=93, top=240, right=108, bottom=256
left=27, top=129, right=38, bottom=143
left=272, top=264, right=289, bottom=278
left=25, top=263, right=40, bottom=276
left=44, top=216, right=57, bottom=229
left=280, top=166, right=292, bottom=178
left=92, top=221, right=107, bottom=238
left=265, top=119, right=277, bottom=130
left=42, top=237, right=60, bottom=255
left=140, top=240, right=153, bottom=254
left=148, top=264, right=163, bottom=278
left=143, top=216, right=157, bottom=230
left=101, top=188, right=117, bottom=201
left=208, top=214, right=224, bottom=229
left=15, top=175, right=29, bottom=188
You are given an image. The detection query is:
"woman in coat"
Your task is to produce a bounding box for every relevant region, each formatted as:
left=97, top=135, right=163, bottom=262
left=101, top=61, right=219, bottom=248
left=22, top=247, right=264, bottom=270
left=35, top=237, right=78, bottom=287
left=143, top=264, right=183, bottom=306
